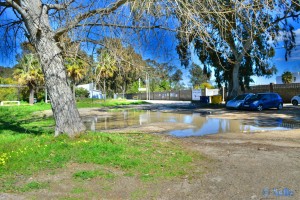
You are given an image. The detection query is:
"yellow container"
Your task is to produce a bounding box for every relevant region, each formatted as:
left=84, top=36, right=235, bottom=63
left=211, top=95, right=222, bottom=104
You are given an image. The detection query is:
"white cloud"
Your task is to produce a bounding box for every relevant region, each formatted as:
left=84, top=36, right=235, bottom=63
left=274, top=28, right=300, bottom=44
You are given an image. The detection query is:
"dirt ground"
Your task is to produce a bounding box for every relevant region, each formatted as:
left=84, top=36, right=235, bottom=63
left=2, top=103, right=300, bottom=200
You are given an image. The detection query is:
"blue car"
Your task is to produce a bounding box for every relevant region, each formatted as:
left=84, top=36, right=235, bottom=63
left=242, top=93, right=283, bottom=111
left=226, top=93, right=254, bottom=109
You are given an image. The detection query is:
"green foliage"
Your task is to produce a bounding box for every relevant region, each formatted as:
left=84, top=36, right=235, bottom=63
left=13, top=53, right=44, bottom=104
left=170, top=69, right=183, bottom=90
left=126, top=81, right=140, bottom=93
left=282, top=71, right=293, bottom=84
left=75, top=87, right=90, bottom=98
left=189, top=63, right=209, bottom=88
left=200, top=82, right=214, bottom=89
left=151, top=79, right=171, bottom=92
left=0, top=77, right=18, bottom=101
left=0, top=66, right=14, bottom=78
left=176, top=0, right=284, bottom=95
left=0, top=102, right=204, bottom=192
left=65, top=57, right=89, bottom=85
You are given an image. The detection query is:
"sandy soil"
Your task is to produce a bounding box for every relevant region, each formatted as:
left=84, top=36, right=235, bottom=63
left=3, top=103, right=300, bottom=199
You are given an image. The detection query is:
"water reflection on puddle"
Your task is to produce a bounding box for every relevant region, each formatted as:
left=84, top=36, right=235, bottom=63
left=83, top=110, right=299, bottom=137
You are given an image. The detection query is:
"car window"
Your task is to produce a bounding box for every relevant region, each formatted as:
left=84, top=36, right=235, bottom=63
left=256, top=94, right=264, bottom=100
left=249, top=95, right=258, bottom=100
left=263, top=94, right=270, bottom=100
left=235, top=94, right=247, bottom=100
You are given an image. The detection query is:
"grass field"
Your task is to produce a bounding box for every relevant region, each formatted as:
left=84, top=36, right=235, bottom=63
left=0, top=99, right=204, bottom=194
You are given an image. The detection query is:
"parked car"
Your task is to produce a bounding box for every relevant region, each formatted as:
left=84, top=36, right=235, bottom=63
left=226, top=93, right=254, bottom=109
left=291, top=94, right=300, bottom=106
left=242, top=93, right=283, bottom=111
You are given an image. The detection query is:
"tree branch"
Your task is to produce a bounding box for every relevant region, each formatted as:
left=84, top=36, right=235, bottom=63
left=1, top=0, right=28, bottom=19
left=45, top=0, right=75, bottom=12
left=54, top=0, right=132, bottom=39
left=70, top=23, right=176, bottom=32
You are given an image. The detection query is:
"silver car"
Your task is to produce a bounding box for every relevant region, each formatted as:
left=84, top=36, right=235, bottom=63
left=291, top=94, right=300, bottom=106
left=226, top=93, right=254, bottom=109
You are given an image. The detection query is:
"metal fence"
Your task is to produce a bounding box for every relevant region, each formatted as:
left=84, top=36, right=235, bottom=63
left=124, top=83, right=300, bottom=103
left=125, top=90, right=193, bottom=101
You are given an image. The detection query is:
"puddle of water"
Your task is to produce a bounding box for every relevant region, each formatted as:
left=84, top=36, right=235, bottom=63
left=83, top=110, right=299, bottom=137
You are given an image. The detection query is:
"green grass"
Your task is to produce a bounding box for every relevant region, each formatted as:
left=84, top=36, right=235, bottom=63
left=0, top=100, right=205, bottom=192
left=76, top=99, right=147, bottom=108
left=19, top=181, right=49, bottom=192
left=73, top=169, right=116, bottom=180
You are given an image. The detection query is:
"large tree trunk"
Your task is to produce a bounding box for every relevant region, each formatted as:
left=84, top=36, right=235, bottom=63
left=21, top=0, right=86, bottom=137
left=229, top=63, right=240, bottom=99
left=228, top=39, right=252, bottom=100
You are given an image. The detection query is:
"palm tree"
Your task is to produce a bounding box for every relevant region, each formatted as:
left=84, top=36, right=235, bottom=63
left=96, top=50, right=117, bottom=100
left=13, top=53, right=44, bottom=104
left=65, top=57, right=89, bottom=98
left=282, top=71, right=293, bottom=84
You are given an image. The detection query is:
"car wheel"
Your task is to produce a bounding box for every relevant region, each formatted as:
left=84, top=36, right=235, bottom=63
left=257, top=105, right=263, bottom=111
left=277, top=103, right=283, bottom=110
left=292, top=100, right=298, bottom=106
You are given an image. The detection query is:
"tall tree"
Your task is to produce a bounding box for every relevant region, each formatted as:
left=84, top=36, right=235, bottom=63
left=0, top=0, right=161, bottom=137
left=96, top=49, right=118, bottom=99
left=96, top=38, right=146, bottom=95
left=175, top=0, right=300, bottom=98
left=189, top=63, right=209, bottom=89
left=13, top=53, right=44, bottom=104
left=170, top=69, right=183, bottom=90
left=65, top=57, right=89, bottom=98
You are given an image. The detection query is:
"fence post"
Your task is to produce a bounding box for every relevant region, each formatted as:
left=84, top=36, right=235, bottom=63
left=270, top=83, right=274, bottom=92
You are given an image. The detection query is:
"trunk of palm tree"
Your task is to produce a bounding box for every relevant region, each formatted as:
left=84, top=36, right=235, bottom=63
left=20, top=0, right=86, bottom=137
left=28, top=85, right=35, bottom=105
left=104, top=79, right=106, bottom=101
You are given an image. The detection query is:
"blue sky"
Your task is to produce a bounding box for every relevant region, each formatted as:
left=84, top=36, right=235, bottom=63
left=253, top=28, right=300, bottom=85
left=1, top=6, right=300, bottom=87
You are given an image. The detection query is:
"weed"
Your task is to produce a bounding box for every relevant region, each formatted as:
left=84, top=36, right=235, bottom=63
left=19, top=181, right=49, bottom=192
left=73, top=170, right=116, bottom=180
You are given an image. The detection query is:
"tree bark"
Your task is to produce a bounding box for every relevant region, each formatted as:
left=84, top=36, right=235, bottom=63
left=73, top=84, right=76, bottom=100
left=228, top=38, right=252, bottom=99
left=28, top=85, right=35, bottom=105
left=104, top=79, right=106, bottom=101
left=229, top=63, right=240, bottom=99
left=19, top=0, right=86, bottom=137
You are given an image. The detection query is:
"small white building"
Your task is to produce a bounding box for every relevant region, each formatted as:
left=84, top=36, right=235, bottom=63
left=276, top=72, right=300, bottom=84
left=77, top=83, right=103, bottom=99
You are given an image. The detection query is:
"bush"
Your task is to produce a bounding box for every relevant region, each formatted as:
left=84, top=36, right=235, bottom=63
left=75, top=87, right=90, bottom=99
left=0, top=78, right=19, bottom=101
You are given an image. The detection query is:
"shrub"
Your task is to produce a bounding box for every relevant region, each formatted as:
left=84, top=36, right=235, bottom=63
left=76, top=87, right=90, bottom=99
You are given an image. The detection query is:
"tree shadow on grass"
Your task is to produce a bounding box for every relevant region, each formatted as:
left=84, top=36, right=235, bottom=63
left=0, top=116, right=54, bottom=135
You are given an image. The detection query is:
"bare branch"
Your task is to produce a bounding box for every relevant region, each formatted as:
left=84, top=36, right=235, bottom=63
left=54, top=0, right=133, bottom=39
left=45, top=0, right=75, bottom=12
left=2, top=0, right=28, bottom=19
left=71, top=23, right=177, bottom=32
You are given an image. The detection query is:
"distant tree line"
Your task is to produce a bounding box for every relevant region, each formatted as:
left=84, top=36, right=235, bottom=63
left=0, top=39, right=210, bottom=103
